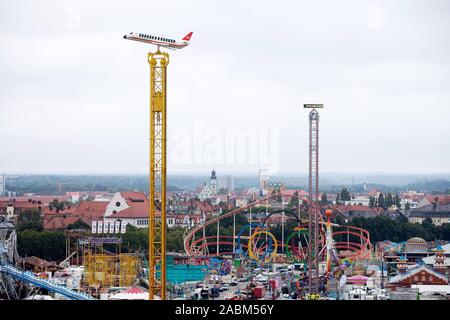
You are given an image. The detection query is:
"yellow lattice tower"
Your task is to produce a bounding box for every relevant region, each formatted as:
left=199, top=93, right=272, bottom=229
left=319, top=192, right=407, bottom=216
left=148, top=50, right=169, bottom=300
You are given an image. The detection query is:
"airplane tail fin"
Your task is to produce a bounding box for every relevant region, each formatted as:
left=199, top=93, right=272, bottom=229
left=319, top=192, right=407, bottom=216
left=182, top=32, right=193, bottom=41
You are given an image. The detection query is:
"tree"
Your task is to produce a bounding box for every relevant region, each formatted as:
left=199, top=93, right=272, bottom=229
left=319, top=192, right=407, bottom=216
left=16, top=209, right=43, bottom=232
left=405, top=202, right=411, bottom=211
left=393, top=194, right=401, bottom=209
left=320, top=193, right=328, bottom=206
left=67, top=219, right=90, bottom=230
left=378, top=193, right=385, bottom=209
left=288, top=191, right=299, bottom=208
left=369, top=196, right=375, bottom=208
left=385, top=193, right=393, bottom=208
left=339, top=188, right=351, bottom=201
left=49, top=199, right=65, bottom=212
left=17, top=230, right=65, bottom=261
left=166, top=227, right=186, bottom=252
left=335, top=192, right=340, bottom=205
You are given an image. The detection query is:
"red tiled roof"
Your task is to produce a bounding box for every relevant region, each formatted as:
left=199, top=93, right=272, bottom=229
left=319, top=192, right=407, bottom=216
left=43, top=216, right=80, bottom=230
left=194, top=200, right=214, bottom=212
left=281, top=190, right=308, bottom=197
left=42, top=206, right=76, bottom=216
left=367, top=189, right=380, bottom=197
left=42, top=201, right=107, bottom=228
left=0, top=200, right=44, bottom=209
left=0, top=196, right=69, bottom=205
left=73, top=201, right=108, bottom=223
left=425, top=195, right=450, bottom=205
left=109, top=192, right=149, bottom=219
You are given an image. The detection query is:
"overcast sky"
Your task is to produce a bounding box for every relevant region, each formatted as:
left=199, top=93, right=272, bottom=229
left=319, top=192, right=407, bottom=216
left=0, top=0, right=449, bottom=175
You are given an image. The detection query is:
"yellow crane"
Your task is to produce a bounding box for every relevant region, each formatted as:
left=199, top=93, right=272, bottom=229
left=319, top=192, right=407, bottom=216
left=148, top=50, right=169, bottom=300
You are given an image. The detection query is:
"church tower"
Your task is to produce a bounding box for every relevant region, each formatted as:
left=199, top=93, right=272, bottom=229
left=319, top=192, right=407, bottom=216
left=210, top=169, right=217, bottom=195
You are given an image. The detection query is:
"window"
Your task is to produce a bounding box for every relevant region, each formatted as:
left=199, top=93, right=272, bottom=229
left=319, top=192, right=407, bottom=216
left=116, top=201, right=121, bottom=207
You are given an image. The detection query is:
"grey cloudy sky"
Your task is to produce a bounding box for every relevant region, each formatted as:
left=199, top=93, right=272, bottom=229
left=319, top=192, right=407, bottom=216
left=0, top=0, right=449, bottom=175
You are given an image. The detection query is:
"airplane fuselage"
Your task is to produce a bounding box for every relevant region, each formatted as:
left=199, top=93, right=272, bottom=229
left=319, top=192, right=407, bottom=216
left=123, top=32, right=189, bottom=50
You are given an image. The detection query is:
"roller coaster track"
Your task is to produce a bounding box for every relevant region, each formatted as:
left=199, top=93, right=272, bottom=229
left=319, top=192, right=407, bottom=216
left=184, top=193, right=373, bottom=261
left=0, top=265, right=96, bottom=300
left=184, top=195, right=271, bottom=255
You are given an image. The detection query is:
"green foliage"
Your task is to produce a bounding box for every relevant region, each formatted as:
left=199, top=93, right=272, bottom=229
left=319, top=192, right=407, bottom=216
left=287, top=191, right=299, bottom=208
left=405, top=202, right=411, bottom=211
left=369, top=196, right=375, bottom=208
left=320, top=193, right=328, bottom=205
left=166, top=227, right=186, bottom=252
left=339, top=188, right=351, bottom=201
left=17, top=230, right=65, bottom=261
left=377, top=193, right=385, bottom=209
left=393, top=194, right=401, bottom=209
left=344, top=215, right=450, bottom=243
left=121, top=227, right=148, bottom=252
left=49, top=199, right=67, bottom=212
left=66, top=219, right=90, bottom=230
left=120, top=226, right=188, bottom=253
left=16, top=209, right=43, bottom=232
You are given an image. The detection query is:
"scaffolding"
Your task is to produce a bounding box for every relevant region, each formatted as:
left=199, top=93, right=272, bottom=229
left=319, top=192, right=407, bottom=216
left=81, top=240, right=139, bottom=288
left=118, top=254, right=140, bottom=287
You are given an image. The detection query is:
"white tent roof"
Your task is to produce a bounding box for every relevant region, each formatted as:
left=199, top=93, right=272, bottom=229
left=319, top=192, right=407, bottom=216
left=109, top=287, right=150, bottom=300
left=422, top=256, right=450, bottom=266
left=411, top=285, right=450, bottom=294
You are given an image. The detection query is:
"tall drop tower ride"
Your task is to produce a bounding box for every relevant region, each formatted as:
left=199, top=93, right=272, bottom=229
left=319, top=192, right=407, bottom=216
left=304, top=104, right=323, bottom=295
left=148, top=51, right=169, bottom=300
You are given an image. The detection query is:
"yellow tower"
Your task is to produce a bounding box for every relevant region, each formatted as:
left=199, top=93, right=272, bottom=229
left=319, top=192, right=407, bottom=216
left=148, top=50, right=169, bottom=300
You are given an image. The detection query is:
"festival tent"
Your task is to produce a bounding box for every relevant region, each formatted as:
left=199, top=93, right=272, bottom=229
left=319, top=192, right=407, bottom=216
left=347, top=275, right=368, bottom=284
left=109, top=287, right=149, bottom=300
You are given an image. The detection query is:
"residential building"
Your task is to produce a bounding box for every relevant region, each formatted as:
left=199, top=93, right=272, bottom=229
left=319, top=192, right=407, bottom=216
left=408, top=204, right=450, bottom=225
left=103, top=192, right=150, bottom=228
left=0, top=199, right=46, bottom=222
left=198, top=184, right=214, bottom=201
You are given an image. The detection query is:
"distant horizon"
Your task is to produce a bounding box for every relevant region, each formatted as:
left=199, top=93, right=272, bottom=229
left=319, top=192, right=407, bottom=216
left=3, top=171, right=450, bottom=177
left=1, top=1, right=449, bottom=175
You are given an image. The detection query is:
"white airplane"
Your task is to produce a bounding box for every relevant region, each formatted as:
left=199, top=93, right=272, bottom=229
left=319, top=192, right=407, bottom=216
left=123, top=31, right=193, bottom=50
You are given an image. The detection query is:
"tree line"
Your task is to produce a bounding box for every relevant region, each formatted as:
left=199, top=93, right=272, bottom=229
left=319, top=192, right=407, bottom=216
left=339, top=215, right=450, bottom=243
